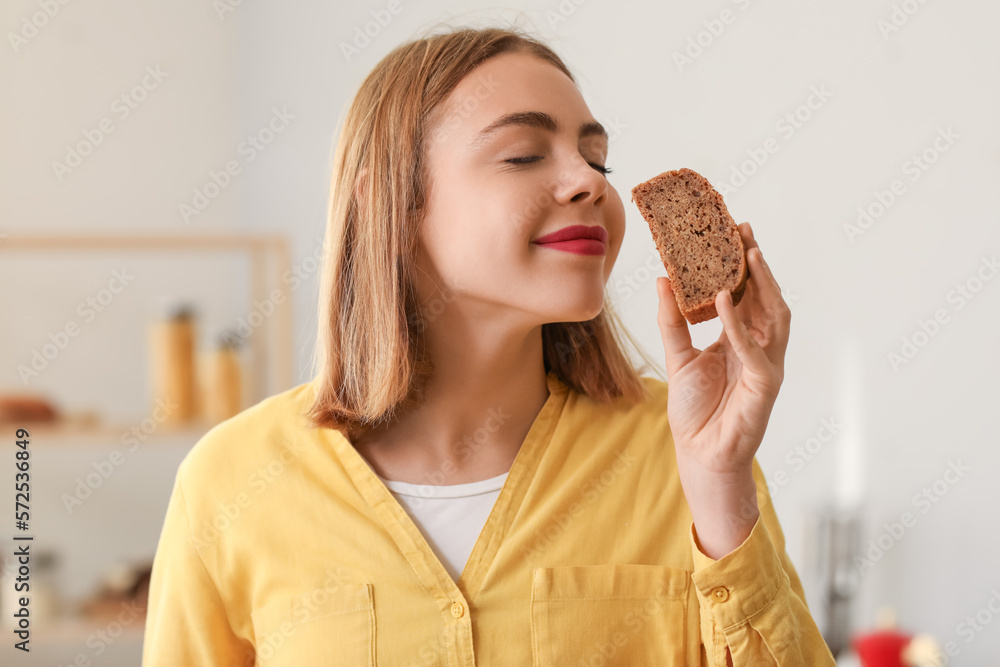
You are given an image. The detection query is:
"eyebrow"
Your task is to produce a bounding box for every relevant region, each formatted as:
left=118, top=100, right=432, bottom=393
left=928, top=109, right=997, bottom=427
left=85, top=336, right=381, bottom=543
left=467, top=111, right=608, bottom=150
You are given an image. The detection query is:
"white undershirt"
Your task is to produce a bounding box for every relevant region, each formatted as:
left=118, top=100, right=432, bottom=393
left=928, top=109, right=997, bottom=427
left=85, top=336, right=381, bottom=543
left=377, top=472, right=509, bottom=582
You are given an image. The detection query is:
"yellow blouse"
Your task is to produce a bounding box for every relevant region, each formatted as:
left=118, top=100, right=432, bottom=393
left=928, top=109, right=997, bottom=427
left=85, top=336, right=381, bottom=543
left=142, top=371, right=835, bottom=666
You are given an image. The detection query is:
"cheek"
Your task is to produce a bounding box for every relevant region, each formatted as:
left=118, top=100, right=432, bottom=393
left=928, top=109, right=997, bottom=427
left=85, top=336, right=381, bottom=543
left=607, top=185, right=627, bottom=236
left=417, top=203, right=530, bottom=294
left=425, top=181, right=538, bottom=258
left=417, top=157, right=567, bottom=294
left=604, top=187, right=627, bottom=270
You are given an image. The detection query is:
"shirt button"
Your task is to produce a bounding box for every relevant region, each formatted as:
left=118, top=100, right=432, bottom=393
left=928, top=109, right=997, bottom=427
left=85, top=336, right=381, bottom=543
left=712, top=586, right=730, bottom=603
left=450, top=601, right=465, bottom=618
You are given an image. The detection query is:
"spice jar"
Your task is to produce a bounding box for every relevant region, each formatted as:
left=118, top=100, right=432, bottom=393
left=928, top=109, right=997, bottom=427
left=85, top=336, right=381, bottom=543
left=148, top=303, right=198, bottom=424
left=203, top=330, right=243, bottom=424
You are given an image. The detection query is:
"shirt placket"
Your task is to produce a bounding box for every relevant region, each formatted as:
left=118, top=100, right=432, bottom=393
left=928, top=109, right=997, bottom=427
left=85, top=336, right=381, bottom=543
left=331, top=371, right=568, bottom=666
left=339, top=445, right=479, bottom=666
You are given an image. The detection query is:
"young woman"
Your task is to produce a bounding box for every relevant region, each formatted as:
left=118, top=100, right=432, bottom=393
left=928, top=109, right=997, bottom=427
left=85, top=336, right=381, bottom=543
left=143, top=25, right=835, bottom=666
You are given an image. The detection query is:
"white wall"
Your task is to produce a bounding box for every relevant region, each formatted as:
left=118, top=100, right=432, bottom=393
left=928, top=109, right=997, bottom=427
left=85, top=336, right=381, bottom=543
left=2, top=0, right=998, bottom=663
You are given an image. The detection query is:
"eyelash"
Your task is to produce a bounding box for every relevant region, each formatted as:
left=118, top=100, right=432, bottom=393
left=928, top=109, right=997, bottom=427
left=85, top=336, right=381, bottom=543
left=506, top=156, right=613, bottom=175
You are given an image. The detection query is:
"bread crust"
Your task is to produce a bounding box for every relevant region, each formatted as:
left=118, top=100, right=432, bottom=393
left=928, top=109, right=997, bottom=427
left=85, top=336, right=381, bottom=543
left=630, top=168, right=749, bottom=324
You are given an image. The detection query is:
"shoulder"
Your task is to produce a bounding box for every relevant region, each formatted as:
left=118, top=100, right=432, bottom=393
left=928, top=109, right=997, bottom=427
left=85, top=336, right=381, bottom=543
left=562, top=372, right=669, bottom=419
left=638, top=374, right=669, bottom=403
left=174, top=378, right=319, bottom=503
left=558, top=373, right=673, bottom=455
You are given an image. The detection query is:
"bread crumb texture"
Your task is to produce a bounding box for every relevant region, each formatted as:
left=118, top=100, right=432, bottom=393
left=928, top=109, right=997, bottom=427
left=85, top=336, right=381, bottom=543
left=630, top=168, right=748, bottom=324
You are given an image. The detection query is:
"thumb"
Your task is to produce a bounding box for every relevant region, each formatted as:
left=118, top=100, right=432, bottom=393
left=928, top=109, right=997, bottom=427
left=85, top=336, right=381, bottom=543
left=657, top=277, right=698, bottom=377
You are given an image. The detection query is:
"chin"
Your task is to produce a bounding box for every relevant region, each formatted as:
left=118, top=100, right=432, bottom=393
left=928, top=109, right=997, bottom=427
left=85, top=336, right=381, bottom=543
left=554, top=291, right=605, bottom=323
left=580, top=302, right=605, bottom=322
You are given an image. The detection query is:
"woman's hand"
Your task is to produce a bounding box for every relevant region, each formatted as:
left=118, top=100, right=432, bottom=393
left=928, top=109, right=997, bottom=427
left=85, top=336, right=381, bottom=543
left=655, top=222, right=791, bottom=558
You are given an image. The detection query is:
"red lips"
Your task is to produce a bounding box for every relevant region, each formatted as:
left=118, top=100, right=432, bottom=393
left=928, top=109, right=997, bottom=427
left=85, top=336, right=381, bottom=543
left=532, top=225, right=608, bottom=245
left=532, top=225, right=608, bottom=256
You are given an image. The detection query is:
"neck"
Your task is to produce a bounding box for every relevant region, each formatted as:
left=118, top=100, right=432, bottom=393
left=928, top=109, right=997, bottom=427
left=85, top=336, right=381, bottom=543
left=352, top=325, right=551, bottom=485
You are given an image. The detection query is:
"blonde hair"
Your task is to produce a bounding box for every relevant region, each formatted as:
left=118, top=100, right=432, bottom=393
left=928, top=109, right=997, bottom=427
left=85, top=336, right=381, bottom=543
left=305, top=23, right=663, bottom=434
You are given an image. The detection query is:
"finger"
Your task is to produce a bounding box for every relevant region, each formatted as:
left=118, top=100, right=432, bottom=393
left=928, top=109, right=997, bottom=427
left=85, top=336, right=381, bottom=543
left=746, top=245, right=789, bottom=331
left=738, top=222, right=757, bottom=255
left=716, top=288, right=772, bottom=377
left=737, top=222, right=778, bottom=293
left=735, top=223, right=786, bottom=323
left=732, top=222, right=757, bottom=322
left=657, top=276, right=699, bottom=377
left=747, top=249, right=792, bottom=370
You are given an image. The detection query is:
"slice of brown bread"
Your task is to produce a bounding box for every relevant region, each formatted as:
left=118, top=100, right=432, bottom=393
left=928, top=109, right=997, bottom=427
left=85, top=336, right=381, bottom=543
left=630, top=168, right=748, bottom=324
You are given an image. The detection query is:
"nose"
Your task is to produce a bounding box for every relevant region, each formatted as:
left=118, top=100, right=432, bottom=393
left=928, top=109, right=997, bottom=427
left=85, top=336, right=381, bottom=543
left=555, top=155, right=608, bottom=207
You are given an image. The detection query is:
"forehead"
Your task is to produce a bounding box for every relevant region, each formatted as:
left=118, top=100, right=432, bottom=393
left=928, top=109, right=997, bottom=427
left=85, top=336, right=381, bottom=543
left=430, top=51, right=595, bottom=144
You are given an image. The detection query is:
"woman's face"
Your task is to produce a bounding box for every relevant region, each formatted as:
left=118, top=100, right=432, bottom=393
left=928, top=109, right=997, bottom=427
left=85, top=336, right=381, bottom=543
left=416, top=51, right=626, bottom=326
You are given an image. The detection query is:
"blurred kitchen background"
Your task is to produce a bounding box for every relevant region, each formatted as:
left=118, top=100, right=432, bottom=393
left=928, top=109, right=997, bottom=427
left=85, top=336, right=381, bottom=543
left=1, top=0, right=998, bottom=665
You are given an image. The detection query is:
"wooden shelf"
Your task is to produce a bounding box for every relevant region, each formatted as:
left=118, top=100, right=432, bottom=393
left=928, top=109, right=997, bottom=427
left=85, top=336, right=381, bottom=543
left=30, top=614, right=146, bottom=642
left=0, top=415, right=217, bottom=443
left=0, top=232, right=295, bottom=410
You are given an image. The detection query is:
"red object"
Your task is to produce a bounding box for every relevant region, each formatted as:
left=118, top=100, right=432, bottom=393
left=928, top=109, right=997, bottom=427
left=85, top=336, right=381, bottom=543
left=533, top=238, right=606, bottom=255
left=532, top=224, right=608, bottom=245
left=853, top=629, right=912, bottom=667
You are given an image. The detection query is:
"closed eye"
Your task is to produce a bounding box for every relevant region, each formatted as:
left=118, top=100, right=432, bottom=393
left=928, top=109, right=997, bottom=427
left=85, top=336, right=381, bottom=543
left=506, top=156, right=542, bottom=165
left=505, top=156, right=613, bottom=175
